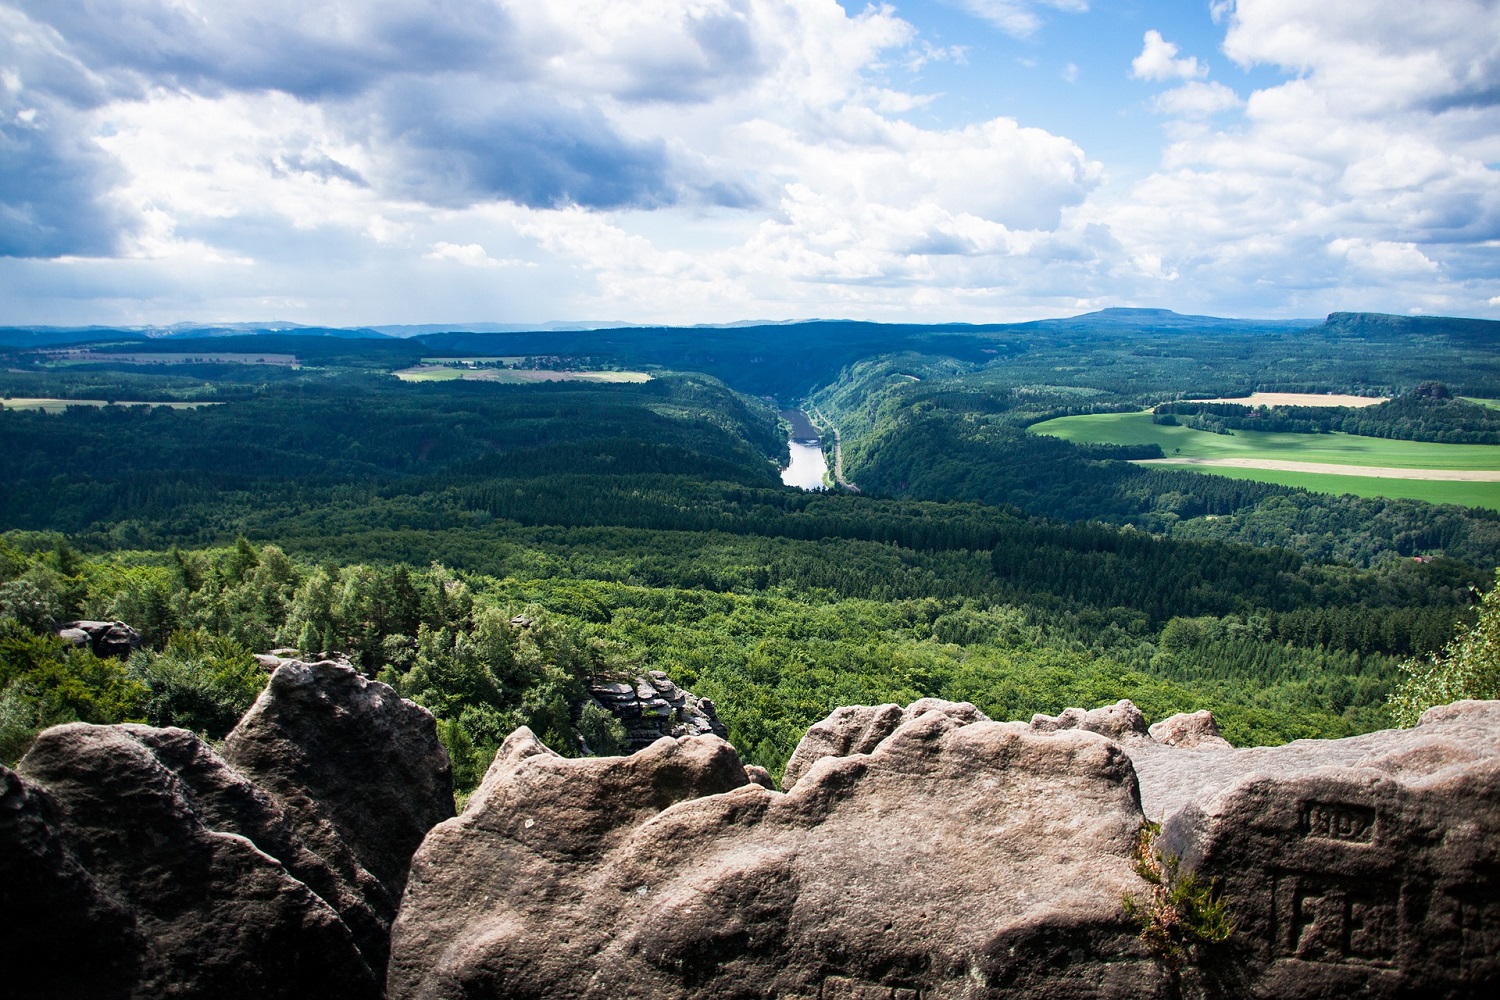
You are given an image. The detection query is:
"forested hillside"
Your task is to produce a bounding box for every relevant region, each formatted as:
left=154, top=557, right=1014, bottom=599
left=5, top=313, right=1500, bottom=790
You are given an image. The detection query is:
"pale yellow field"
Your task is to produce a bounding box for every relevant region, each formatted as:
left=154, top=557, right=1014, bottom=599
left=394, top=366, right=650, bottom=384
left=2, top=397, right=220, bottom=412
left=1186, top=392, right=1388, bottom=408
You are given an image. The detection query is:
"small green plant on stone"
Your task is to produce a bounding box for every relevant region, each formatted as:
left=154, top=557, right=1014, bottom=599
left=1122, top=821, right=1233, bottom=969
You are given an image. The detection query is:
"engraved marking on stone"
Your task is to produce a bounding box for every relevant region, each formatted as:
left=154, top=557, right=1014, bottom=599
left=821, top=975, right=923, bottom=999
left=1272, top=875, right=1399, bottom=967
left=1299, top=801, right=1376, bottom=843
left=1452, top=890, right=1500, bottom=962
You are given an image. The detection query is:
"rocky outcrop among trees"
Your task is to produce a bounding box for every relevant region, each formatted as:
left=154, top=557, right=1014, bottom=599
left=56, top=619, right=142, bottom=658
left=586, top=669, right=728, bottom=752
left=1, top=658, right=453, bottom=1000
left=392, top=699, right=1500, bottom=1000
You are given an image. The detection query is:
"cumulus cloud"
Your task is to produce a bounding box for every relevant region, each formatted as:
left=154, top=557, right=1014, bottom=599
left=1151, top=81, right=1242, bottom=117
left=940, top=1, right=1088, bottom=40
left=424, top=242, right=527, bottom=268
left=1131, top=30, right=1206, bottom=82
left=1089, top=0, right=1500, bottom=315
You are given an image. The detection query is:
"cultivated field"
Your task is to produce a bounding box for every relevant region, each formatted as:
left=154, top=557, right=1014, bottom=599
left=1, top=398, right=220, bottom=413
left=1030, top=410, right=1500, bottom=510
left=46, top=351, right=298, bottom=366
left=1185, top=392, right=1388, bottom=407
left=394, top=366, right=650, bottom=384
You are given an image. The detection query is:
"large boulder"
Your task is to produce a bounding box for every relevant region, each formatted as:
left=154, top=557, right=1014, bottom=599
left=389, top=707, right=1162, bottom=1000
left=11, top=724, right=382, bottom=1000
left=780, top=697, right=989, bottom=789
left=222, top=658, right=454, bottom=905
left=391, top=697, right=1500, bottom=1000
left=0, top=763, right=143, bottom=1000
left=57, top=619, right=142, bottom=658
left=1132, top=699, right=1500, bottom=998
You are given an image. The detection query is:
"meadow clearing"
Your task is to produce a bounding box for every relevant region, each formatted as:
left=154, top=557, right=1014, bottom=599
left=1030, top=410, right=1500, bottom=510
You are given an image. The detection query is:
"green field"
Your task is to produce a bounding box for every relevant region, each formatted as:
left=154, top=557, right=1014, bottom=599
left=1031, top=410, right=1500, bottom=510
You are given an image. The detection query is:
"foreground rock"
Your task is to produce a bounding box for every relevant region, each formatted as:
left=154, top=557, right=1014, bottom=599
left=392, top=699, right=1500, bottom=1000
left=390, top=708, right=1159, bottom=999
left=3, top=658, right=455, bottom=999
left=223, top=658, right=454, bottom=905
left=1133, top=700, right=1500, bottom=998
left=9, top=725, right=381, bottom=1000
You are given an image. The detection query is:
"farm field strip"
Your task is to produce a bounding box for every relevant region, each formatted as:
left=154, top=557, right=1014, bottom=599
left=1032, top=411, right=1500, bottom=470
left=1138, top=457, right=1500, bottom=481
left=1158, top=464, right=1500, bottom=512
left=1184, top=392, right=1389, bottom=407
left=394, top=365, right=650, bottom=383
left=2, top=397, right=220, bottom=412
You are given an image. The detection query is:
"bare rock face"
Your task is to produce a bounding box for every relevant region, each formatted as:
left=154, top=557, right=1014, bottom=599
left=780, top=697, right=989, bottom=790
left=222, top=658, right=455, bottom=905
left=0, top=763, right=142, bottom=1000
left=56, top=619, right=142, bottom=658
left=392, top=697, right=1500, bottom=1000
left=389, top=709, right=1162, bottom=1000
left=1133, top=699, right=1500, bottom=999
left=1147, top=710, right=1231, bottom=750
left=12, top=724, right=382, bottom=1000
left=586, top=669, right=729, bottom=752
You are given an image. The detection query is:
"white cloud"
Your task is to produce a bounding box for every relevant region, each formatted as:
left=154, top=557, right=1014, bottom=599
left=424, top=242, right=525, bottom=268
left=940, top=1, right=1088, bottom=40
left=1151, top=81, right=1242, bottom=117
left=1131, top=31, right=1207, bottom=82
left=1084, top=0, right=1500, bottom=317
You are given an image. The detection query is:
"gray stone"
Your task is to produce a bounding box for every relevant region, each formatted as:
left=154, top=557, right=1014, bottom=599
left=56, top=619, right=142, bottom=658
left=14, top=725, right=381, bottom=1000
left=223, top=659, right=454, bottom=906
left=389, top=712, right=1158, bottom=1000
left=781, top=698, right=988, bottom=790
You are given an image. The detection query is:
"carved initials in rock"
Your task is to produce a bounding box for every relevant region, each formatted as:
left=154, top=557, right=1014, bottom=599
left=1271, top=875, right=1400, bottom=967
left=1299, top=801, right=1376, bottom=843
left=820, top=975, right=922, bottom=1000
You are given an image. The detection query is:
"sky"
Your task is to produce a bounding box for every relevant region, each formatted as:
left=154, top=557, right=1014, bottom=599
left=2, top=0, right=1498, bottom=328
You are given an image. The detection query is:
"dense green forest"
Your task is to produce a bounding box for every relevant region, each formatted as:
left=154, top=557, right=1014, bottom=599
left=5, top=310, right=1500, bottom=792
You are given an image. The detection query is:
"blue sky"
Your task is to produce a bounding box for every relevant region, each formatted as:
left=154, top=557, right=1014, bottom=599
left=2, top=1, right=1498, bottom=327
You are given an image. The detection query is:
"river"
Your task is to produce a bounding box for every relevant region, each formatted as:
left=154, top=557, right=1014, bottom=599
left=779, top=409, right=828, bottom=490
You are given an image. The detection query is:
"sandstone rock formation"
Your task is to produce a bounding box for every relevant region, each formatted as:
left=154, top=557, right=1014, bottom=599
left=587, top=668, right=728, bottom=751
left=1133, top=699, right=1500, bottom=998
left=56, top=618, right=142, bottom=658
left=391, top=698, right=1500, bottom=1000
left=390, top=708, right=1163, bottom=1000
left=9, top=724, right=381, bottom=1000
left=3, top=657, right=456, bottom=1000
left=223, top=658, right=454, bottom=905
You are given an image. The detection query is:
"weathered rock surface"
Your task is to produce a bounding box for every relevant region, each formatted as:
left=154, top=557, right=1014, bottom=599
left=390, top=709, right=1161, bottom=1000
left=0, top=763, right=142, bottom=1000
left=57, top=618, right=142, bottom=658
left=223, top=658, right=454, bottom=905
left=1133, top=699, right=1500, bottom=998
left=587, top=668, right=728, bottom=751
left=5, top=657, right=456, bottom=999
left=12, top=724, right=381, bottom=1000
left=780, top=696, right=989, bottom=789
left=392, top=698, right=1500, bottom=1000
